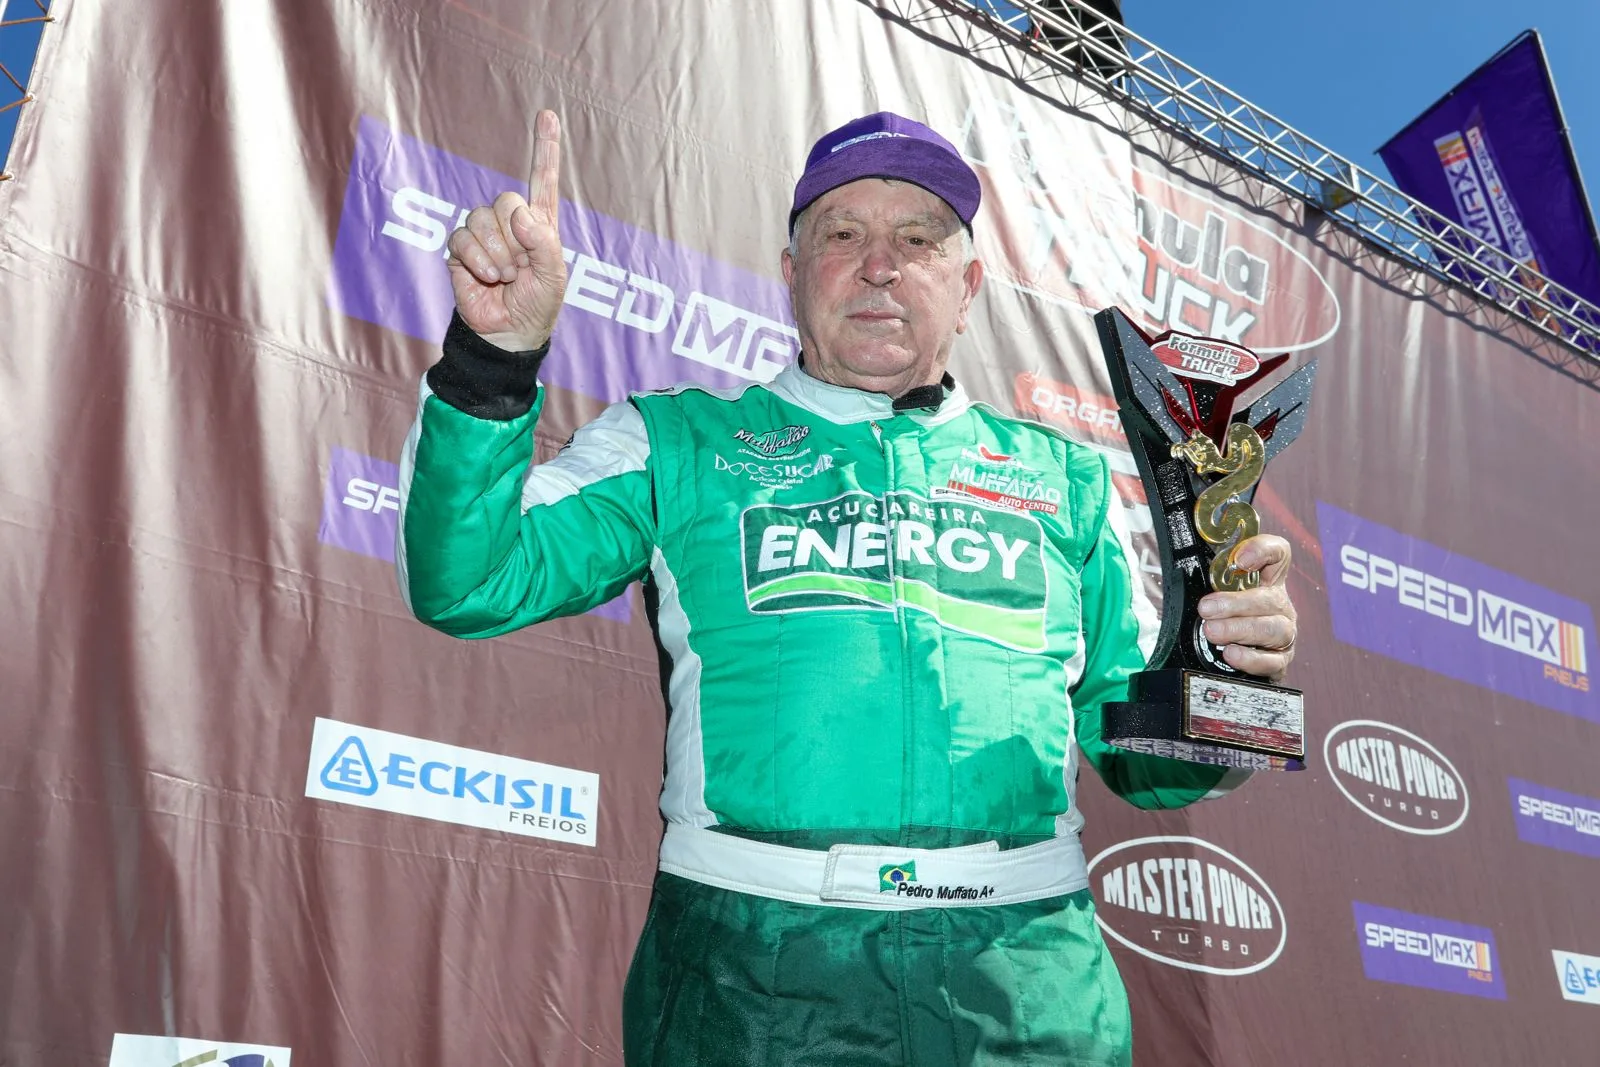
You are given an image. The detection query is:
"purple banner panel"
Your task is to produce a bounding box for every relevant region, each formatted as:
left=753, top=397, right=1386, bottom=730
left=1318, top=501, right=1597, bottom=723
left=1509, top=777, right=1600, bottom=860
left=1377, top=30, right=1600, bottom=307
left=317, top=446, right=630, bottom=624
left=320, top=446, right=400, bottom=563
left=1353, top=901, right=1506, bottom=1000
left=328, top=115, right=798, bottom=403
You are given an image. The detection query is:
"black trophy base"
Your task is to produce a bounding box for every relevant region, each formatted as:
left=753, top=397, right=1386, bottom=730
left=1103, top=668, right=1307, bottom=771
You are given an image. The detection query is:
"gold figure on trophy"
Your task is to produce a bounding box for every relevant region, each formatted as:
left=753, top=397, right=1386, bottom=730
left=1171, top=423, right=1266, bottom=593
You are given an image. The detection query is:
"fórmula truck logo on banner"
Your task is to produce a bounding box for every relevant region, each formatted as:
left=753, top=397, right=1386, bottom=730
left=1317, top=502, right=1595, bottom=722
left=305, top=718, right=599, bottom=846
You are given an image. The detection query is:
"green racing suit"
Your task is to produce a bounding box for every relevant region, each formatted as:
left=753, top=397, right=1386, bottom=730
left=397, top=315, right=1249, bottom=1066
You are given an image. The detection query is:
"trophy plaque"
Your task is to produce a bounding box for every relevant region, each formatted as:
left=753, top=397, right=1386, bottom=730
left=1094, top=308, right=1316, bottom=771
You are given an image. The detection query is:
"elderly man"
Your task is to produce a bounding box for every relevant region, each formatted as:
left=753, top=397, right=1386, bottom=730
left=397, top=110, right=1297, bottom=1066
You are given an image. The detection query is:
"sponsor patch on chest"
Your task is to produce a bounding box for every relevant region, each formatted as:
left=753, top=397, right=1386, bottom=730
left=941, top=446, right=1064, bottom=515
left=739, top=490, right=1051, bottom=651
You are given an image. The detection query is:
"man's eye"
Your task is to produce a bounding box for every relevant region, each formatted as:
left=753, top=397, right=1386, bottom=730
left=906, top=236, right=930, bottom=247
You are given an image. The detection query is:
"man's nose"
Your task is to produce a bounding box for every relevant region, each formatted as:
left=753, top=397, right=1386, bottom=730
left=858, top=237, right=901, bottom=287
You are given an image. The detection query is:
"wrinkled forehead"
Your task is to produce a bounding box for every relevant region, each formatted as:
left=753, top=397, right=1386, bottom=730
left=802, top=178, right=963, bottom=234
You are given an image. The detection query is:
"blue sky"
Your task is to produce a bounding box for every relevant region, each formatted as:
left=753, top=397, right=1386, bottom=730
left=0, top=4, right=46, bottom=174
left=1119, top=1, right=1599, bottom=217
left=977, top=1, right=1599, bottom=220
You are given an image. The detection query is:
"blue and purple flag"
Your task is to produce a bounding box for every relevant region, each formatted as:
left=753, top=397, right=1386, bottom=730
left=1377, top=30, right=1600, bottom=310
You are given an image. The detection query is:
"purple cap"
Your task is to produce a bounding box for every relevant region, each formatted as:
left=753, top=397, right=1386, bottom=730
left=789, top=112, right=982, bottom=234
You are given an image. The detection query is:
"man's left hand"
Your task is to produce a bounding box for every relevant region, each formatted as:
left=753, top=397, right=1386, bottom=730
left=1196, top=534, right=1297, bottom=683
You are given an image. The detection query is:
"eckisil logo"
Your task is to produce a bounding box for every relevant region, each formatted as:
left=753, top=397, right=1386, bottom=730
left=1353, top=901, right=1505, bottom=999
left=740, top=490, right=1048, bottom=651
left=1319, top=502, right=1597, bottom=722
left=304, top=718, right=599, bottom=846
left=1553, top=949, right=1600, bottom=1006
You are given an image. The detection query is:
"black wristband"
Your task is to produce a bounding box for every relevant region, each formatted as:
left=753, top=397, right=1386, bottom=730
left=425, top=310, right=550, bottom=420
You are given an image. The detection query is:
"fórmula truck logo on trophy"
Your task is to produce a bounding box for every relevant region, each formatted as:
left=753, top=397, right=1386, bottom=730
left=1152, top=333, right=1262, bottom=386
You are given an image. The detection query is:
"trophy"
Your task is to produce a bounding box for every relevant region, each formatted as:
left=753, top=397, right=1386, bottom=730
left=1094, top=308, right=1316, bottom=771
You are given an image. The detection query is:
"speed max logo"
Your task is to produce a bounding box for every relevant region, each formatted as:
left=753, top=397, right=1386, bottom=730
left=1319, top=502, right=1596, bottom=722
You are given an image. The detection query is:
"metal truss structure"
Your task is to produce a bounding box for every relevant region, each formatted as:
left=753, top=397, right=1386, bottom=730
left=0, top=0, right=54, bottom=182
left=868, top=0, right=1600, bottom=382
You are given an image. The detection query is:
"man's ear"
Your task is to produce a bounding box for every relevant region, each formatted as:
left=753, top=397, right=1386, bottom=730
left=955, top=257, right=985, bottom=335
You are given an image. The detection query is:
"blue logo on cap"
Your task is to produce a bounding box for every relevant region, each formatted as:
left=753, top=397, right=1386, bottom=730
left=320, top=735, right=379, bottom=796
left=1566, top=959, right=1589, bottom=995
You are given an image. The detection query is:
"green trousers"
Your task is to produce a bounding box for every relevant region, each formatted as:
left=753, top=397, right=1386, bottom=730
left=623, top=872, right=1133, bottom=1067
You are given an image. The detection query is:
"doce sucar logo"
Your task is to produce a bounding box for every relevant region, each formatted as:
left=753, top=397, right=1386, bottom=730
left=1087, top=836, right=1286, bottom=975
left=1324, top=719, right=1469, bottom=835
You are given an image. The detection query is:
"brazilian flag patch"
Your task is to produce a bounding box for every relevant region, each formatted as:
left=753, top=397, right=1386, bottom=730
left=879, top=861, right=917, bottom=892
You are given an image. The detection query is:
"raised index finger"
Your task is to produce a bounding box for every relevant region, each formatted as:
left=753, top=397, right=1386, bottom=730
left=527, top=109, right=562, bottom=226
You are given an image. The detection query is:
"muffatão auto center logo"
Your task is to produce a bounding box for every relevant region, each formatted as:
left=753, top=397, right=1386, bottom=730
left=1087, top=836, right=1286, bottom=975
left=1323, top=720, right=1469, bottom=835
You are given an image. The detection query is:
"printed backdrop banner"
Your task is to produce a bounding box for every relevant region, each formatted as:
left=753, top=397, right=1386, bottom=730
left=0, top=1, right=1596, bottom=1064
left=1377, top=29, right=1600, bottom=306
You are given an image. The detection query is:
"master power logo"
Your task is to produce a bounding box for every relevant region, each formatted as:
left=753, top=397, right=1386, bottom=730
left=1319, top=502, right=1596, bottom=722
left=1323, top=720, right=1469, bottom=835
left=1087, top=836, right=1286, bottom=976
left=305, top=718, right=599, bottom=846
left=109, top=1035, right=290, bottom=1067
left=741, top=490, right=1048, bottom=652
left=1354, top=901, right=1505, bottom=999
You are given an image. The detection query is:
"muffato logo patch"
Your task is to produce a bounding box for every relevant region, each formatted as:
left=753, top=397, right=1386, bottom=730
left=1088, top=836, right=1286, bottom=975
left=1324, top=720, right=1469, bottom=835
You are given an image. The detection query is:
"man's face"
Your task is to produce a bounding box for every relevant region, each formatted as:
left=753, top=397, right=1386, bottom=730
left=782, top=179, right=983, bottom=396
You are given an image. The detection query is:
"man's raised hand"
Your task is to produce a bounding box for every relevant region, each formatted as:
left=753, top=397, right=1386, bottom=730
left=447, top=109, right=568, bottom=352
